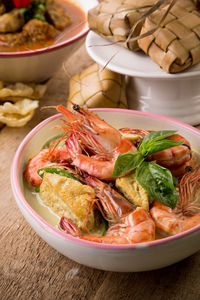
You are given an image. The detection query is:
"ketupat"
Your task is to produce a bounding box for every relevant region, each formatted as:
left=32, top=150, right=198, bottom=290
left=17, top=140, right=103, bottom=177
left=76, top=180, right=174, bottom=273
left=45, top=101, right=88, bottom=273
left=67, top=63, right=128, bottom=109
left=88, top=0, right=200, bottom=73
left=138, top=0, right=200, bottom=73
left=88, top=0, right=157, bottom=50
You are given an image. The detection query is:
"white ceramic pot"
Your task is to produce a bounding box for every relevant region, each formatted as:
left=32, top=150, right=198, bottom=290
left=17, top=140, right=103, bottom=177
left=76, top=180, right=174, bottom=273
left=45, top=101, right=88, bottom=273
left=11, top=109, right=200, bottom=272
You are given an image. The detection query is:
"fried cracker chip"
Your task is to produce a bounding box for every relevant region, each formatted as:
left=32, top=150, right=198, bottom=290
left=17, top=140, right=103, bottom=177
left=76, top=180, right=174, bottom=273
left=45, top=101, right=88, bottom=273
left=29, top=83, right=47, bottom=99
left=0, top=99, right=39, bottom=127
left=0, top=82, right=46, bottom=101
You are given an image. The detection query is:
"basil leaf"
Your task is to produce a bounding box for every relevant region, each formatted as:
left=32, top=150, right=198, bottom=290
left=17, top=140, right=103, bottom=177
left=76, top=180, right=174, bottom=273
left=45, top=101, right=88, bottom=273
left=112, top=152, right=144, bottom=177
left=173, top=176, right=178, bottom=187
left=35, top=186, right=40, bottom=192
left=38, top=168, right=78, bottom=181
left=136, top=161, right=178, bottom=209
left=138, top=130, right=183, bottom=157
left=139, top=130, right=177, bottom=154
left=102, top=220, right=108, bottom=236
left=144, top=140, right=184, bottom=156
left=140, top=130, right=177, bottom=145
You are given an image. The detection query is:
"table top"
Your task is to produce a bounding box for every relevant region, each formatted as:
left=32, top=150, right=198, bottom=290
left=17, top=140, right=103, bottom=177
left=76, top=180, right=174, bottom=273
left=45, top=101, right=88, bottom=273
left=1, top=42, right=200, bottom=300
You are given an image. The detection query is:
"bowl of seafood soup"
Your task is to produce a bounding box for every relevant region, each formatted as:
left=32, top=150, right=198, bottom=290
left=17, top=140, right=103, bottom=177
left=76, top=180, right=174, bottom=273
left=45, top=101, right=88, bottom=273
left=0, top=0, right=98, bottom=83
left=11, top=108, right=200, bottom=272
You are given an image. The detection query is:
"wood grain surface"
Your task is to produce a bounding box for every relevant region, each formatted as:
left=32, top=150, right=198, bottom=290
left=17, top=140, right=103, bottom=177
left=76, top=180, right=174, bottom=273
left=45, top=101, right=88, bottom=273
left=1, top=42, right=200, bottom=300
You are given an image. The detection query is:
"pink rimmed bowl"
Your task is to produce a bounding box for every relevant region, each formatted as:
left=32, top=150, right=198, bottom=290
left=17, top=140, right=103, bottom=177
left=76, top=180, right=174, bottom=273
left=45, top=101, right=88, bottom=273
left=11, top=109, right=200, bottom=272
left=0, top=0, right=98, bottom=83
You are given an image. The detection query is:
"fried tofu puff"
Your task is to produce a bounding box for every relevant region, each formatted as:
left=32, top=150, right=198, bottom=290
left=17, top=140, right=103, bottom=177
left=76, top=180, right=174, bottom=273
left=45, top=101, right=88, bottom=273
left=116, top=172, right=149, bottom=211
left=39, top=173, right=96, bottom=231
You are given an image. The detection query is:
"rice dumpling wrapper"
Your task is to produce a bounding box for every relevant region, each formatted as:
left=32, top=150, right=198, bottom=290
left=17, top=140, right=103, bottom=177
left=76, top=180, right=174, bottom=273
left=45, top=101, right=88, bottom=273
left=88, top=0, right=157, bottom=50
left=67, top=63, right=128, bottom=109
left=138, top=0, right=200, bottom=73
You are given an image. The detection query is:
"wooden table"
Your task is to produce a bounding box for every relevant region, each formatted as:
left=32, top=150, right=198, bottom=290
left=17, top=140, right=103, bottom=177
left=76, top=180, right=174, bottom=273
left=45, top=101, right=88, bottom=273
left=1, top=42, right=200, bottom=300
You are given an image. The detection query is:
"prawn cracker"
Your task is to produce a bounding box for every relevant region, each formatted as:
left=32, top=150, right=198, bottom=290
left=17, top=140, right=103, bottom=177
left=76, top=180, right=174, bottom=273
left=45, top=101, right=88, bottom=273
left=67, top=63, right=128, bottom=109
left=0, top=82, right=47, bottom=101
left=0, top=99, right=39, bottom=127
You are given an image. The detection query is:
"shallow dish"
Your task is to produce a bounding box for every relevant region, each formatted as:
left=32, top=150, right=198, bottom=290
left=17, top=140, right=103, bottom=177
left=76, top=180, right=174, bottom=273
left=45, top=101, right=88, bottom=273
left=86, top=32, right=200, bottom=125
left=11, top=109, right=200, bottom=272
left=0, top=0, right=98, bottom=83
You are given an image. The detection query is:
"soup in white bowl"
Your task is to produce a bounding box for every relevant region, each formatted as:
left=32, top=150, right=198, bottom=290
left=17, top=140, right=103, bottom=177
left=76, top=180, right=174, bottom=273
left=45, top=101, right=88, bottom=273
left=11, top=108, right=200, bottom=272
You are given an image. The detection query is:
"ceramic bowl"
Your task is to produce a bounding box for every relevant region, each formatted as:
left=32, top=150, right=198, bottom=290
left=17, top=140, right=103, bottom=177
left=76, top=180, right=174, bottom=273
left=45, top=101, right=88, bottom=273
left=0, top=0, right=98, bottom=83
left=86, top=31, right=200, bottom=126
left=11, top=109, right=200, bottom=272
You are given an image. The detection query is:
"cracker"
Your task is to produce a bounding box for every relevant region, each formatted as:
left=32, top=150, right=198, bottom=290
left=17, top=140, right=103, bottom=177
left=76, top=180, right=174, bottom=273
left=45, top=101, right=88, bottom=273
left=0, top=82, right=47, bottom=101
left=0, top=99, right=39, bottom=127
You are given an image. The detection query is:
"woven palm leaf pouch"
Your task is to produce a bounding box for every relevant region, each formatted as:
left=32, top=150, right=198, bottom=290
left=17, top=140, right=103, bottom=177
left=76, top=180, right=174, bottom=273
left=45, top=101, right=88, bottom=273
left=138, top=0, right=200, bottom=73
left=67, top=63, right=128, bottom=109
left=88, top=0, right=157, bottom=50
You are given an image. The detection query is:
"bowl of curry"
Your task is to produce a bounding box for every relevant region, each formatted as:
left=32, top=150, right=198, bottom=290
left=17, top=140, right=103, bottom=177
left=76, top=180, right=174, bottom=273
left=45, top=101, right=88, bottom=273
left=0, top=0, right=98, bottom=82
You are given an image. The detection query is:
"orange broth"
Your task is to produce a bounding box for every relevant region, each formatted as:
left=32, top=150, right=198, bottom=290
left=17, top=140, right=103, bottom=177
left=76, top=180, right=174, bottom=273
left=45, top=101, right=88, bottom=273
left=0, top=0, right=86, bottom=52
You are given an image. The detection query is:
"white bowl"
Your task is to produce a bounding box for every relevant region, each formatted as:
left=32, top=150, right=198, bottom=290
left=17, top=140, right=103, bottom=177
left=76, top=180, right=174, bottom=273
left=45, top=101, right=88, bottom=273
left=11, top=109, right=200, bottom=272
left=0, top=0, right=98, bottom=83
left=86, top=31, right=200, bottom=126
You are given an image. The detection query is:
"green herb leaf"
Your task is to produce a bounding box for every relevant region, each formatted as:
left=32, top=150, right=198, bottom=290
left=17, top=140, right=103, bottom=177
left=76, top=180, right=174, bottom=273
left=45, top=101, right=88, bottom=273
left=101, top=220, right=108, bottom=236
left=35, top=186, right=40, bottom=192
left=37, top=168, right=78, bottom=181
left=19, top=8, right=26, bottom=17
left=173, top=176, right=178, bottom=187
left=140, top=130, right=177, bottom=144
left=112, top=152, right=144, bottom=177
left=22, top=0, right=47, bottom=23
left=136, top=161, right=178, bottom=208
left=139, top=130, right=178, bottom=156
left=34, top=13, right=45, bottom=21
left=144, top=139, right=184, bottom=156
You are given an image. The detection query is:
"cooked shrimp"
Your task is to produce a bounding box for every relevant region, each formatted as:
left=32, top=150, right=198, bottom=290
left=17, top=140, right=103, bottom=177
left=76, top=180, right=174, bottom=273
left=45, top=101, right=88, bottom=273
left=149, top=134, right=195, bottom=177
left=83, top=175, right=134, bottom=223
left=57, top=105, right=136, bottom=180
left=150, top=165, right=200, bottom=235
left=65, top=133, right=135, bottom=180
left=59, top=174, right=155, bottom=244
left=24, top=145, right=70, bottom=187
left=60, top=207, right=155, bottom=244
